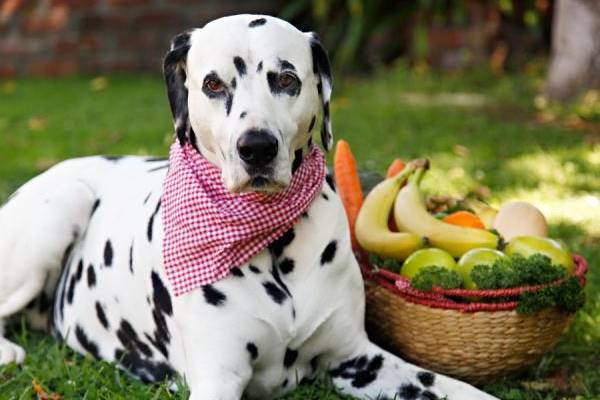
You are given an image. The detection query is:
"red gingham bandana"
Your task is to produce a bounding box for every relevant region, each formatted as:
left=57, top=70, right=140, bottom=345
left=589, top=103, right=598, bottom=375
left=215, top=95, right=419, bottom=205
left=162, top=142, right=326, bottom=296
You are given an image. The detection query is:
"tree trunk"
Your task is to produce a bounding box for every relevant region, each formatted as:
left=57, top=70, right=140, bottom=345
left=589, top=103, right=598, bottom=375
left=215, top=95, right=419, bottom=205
left=545, top=0, right=600, bottom=101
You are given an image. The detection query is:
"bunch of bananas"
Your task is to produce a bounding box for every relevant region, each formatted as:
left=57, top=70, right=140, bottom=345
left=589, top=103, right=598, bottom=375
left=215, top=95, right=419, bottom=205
left=355, top=159, right=500, bottom=260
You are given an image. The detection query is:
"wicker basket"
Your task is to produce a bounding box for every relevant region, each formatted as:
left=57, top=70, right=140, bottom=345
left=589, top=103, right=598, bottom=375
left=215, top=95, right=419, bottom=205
left=359, top=253, right=588, bottom=383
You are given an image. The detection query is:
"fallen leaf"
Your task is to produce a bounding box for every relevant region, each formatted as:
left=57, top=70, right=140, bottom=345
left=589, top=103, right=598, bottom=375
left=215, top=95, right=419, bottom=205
left=27, top=116, right=47, bottom=131
left=90, top=76, right=108, bottom=92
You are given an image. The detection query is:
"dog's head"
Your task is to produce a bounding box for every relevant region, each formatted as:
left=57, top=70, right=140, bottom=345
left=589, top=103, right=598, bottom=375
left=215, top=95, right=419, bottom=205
left=163, top=15, right=333, bottom=194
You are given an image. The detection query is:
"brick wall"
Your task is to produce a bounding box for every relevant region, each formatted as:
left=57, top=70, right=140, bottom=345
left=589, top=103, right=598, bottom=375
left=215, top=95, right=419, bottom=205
left=0, top=0, right=283, bottom=77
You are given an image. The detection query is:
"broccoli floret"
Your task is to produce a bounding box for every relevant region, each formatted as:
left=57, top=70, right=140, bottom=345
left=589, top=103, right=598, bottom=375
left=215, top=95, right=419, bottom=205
left=368, top=253, right=402, bottom=273
left=517, top=276, right=585, bottom=314
left=411, top=266, right=463, bottom=291
left=471, top=254, right=566, bottom=290
left=468, top=253, right=583, bottom=314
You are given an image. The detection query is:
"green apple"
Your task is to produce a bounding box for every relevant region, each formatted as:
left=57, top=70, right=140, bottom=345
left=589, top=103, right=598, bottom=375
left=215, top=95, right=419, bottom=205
left=504, top=235, right=574, bottom=274
left=401, top=248, right=457, bottom=279
left=457, top=248, right=505, bottom=289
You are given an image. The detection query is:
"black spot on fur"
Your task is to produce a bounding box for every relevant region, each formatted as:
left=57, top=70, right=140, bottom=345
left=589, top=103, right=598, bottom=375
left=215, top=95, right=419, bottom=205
left=151, top=272, right=173, bottom=316
left=249, top=265, right=261, bottom=274
left=103, top=240, right=113, bottom=267
left=147, top=200, right=161, bottom=242
left=284, top=348, right=298, bottom=368
left=246, top=342, right=258, bottom=360
left=96, top=302, right=109, bottom=329
left=269, top=228, right=295, bottom=257
left=129, top=243, right=134, bottom=273
left=279, top=258, right=295, bottom=274
left=240, top=111, right=247, bottom=119
left=398, top=383, right=421, bottom=399
left=257, top=61, right=263, bottom=72
left=320, top=240, right=337, bottom=265
left=420, top=390, right=439, bottom=400
left=249, top=17, right=266, bottom=27
left=308, top=115, right=316, bottom=132
left=230, top=266, right=244, bottom=277
left=281, top=378, right=288, bottom=387
left=292, top=148, right=303, bottom=173
left=325, top=173, right=336, bottom=191
left=66, top=275, right=76, bottom=304
left=417, top=371, right=435, bottom=387
left=114, top=348, right=175, bottom=383
left=103, top=155, right=123, bottom=161
left=75, top=259, right=84, bottom=281
left=90, top=199, right=100, bottom=217
left=225, top=92, right=233, bottom=116
left=87, top=264, right=96, bottom=288
left=117, top=319, right=153, bottom=358
left=75, top=324, right=99, bottom=359
left=233, top=56, right=247, bottom=76
left=279, top=59, right=296, bottom=71
left=231, top=77, right=237, bottom=89
left=331, top=354, right=384, bottom=389
left=263, top=281, right=287, bottom=304
left=202, top=284, right=227, bottom=306
left=322, top=193, right=329, bottom=200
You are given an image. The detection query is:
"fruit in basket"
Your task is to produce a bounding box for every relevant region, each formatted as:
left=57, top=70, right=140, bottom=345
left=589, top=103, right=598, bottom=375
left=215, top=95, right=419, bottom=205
left=462, top=198, right=498, bottom=229
left=400, top=248, right=457, bottom=279
left=355, top=161, right=424, bottom=260
left=504, top=236, right=574, bottom=274
left=492, top=201, right=548, bottom=241
left=457, top=248, right=505, bottom=289
left=443, top=211, right=486, bottom=229
left=386, top=158, right=406, bottom=178
left=393, top=164, right=500, bottom=257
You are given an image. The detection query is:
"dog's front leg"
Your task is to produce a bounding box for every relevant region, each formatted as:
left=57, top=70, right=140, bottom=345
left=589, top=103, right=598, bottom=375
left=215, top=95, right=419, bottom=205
left=175, top=295, right=252, bottom=400
left=328, top=338, right=498, bottom=400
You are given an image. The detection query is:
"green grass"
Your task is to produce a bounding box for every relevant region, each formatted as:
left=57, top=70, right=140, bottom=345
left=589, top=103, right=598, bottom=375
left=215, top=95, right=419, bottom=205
left=1, top=64, right=599, bottom=399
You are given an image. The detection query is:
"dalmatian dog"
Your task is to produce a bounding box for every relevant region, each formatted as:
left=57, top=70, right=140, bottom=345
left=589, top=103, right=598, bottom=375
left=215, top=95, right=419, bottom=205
left=0, top=15, right=498, bottom=400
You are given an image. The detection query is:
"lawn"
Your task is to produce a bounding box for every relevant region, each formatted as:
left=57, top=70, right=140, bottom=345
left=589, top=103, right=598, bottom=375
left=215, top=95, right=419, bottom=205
left=1, top=64, right=599, bottom=399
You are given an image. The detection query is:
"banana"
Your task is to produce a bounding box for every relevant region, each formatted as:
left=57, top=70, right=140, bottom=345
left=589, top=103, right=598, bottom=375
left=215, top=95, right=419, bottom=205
left=355, top=161, right=424, bottom=260
left=393, top=166, right=500, bottom=258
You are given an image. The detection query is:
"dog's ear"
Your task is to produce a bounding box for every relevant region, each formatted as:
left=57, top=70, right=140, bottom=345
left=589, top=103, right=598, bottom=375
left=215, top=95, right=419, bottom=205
left=308, top=33, right=333, bottom=151
left=163, top=31, right=193, bottom=147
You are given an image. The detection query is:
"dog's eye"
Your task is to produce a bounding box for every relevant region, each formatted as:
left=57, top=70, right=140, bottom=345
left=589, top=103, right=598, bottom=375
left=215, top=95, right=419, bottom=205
left=204, top=78, right=225, bottom=93
left=278, top=72, right=298, bottom=89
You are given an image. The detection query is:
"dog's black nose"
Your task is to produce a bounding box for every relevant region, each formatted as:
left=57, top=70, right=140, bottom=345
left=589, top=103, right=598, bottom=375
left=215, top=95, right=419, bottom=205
left=237, top=129, right=278, bottom=167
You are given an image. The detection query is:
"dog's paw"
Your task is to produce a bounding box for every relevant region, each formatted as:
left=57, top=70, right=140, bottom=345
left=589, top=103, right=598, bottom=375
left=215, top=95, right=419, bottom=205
left=0, top=338, right=26, bottom=365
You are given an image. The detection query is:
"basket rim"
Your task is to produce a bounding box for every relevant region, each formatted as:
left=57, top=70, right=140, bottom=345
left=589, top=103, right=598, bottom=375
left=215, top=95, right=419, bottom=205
left=358, top=251, right=588, bottom=313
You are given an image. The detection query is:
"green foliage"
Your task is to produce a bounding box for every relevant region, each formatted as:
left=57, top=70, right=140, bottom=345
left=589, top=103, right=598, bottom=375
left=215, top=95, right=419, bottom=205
left=517, top=276, right=586, bottom=315
left=470, top=254, right=584, bottom=315
left=471, top=254, right=566, bottom=290
left=368, top=253, right=402, bottom=273
left=411, top=266, right=463, bottom=291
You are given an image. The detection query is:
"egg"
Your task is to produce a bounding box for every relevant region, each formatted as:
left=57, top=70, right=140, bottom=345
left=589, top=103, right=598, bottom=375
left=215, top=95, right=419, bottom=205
left=492, top=201, right=548, bottom=241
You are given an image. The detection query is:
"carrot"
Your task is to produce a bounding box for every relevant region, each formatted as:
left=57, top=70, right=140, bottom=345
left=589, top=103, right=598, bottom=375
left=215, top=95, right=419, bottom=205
left=443, top=211, right=486, bottom=229
left=386, top=158, right=406, bottom=178
left=334, top=140, right=363, bottom=248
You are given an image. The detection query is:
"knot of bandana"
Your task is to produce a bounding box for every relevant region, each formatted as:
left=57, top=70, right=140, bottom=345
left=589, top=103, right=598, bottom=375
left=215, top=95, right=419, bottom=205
left=162, top=142, right=326, bottom=296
